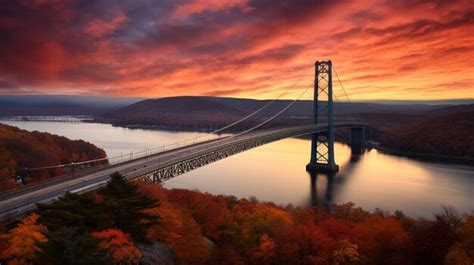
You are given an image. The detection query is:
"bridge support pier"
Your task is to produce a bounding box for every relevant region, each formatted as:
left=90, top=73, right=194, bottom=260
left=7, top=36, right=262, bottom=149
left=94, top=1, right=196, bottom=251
left=350, top=127, right=365, bottom=145
left=349, top=127, right=367, bottom=157
left=307, top=60, right=339, bottom=173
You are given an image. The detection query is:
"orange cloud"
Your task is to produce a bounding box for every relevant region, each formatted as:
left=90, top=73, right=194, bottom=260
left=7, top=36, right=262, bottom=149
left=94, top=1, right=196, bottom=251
left=0, top=0, right=472, bottom=101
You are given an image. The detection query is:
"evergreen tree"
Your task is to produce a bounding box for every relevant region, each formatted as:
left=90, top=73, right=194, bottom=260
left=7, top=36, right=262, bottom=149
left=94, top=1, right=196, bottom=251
left=99, top=172, right=160, bottom=242
left=37, top=191, right=106, bottom=233
left=36, top=227, right=112, bottom=265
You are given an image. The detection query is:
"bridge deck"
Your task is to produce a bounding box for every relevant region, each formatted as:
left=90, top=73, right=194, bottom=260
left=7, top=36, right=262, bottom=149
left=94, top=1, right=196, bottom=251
left=0, top=123, right=364, bottom=222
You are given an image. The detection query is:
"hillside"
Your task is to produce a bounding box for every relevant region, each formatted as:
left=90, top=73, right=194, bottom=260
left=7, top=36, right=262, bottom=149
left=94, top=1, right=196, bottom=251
left=426, top=103, right=474, bottom=116
left=99, top=96, right=448, bottom=131
left=0, top=124, right=107, bottom=190
left=379, top=110, right=474, bottom=158
left=0, top=95, right=142, bottom=116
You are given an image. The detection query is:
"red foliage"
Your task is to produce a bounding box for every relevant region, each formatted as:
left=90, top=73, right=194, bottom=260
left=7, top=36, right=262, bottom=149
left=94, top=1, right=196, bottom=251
left=0, top=213, right=48, bottom=265
left=91, top=229, right=141, bottom=264
left=5, top=183, right=474, bottom=265
left=0, top=124, right=107, bottom=190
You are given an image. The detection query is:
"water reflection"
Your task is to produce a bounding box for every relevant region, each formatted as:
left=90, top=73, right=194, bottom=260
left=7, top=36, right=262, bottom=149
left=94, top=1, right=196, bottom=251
left=309, top=144, right=363, bottom=209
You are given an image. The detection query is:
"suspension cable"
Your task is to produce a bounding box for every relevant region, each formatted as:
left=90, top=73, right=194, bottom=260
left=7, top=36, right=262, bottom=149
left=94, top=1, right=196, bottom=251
left=332, top=63, right=359, bottom=123
left=234, top=83, right=312, bottom=137
left=207, top=68, right=312, bottom=135
left=333, top=64, right=351, bottom=103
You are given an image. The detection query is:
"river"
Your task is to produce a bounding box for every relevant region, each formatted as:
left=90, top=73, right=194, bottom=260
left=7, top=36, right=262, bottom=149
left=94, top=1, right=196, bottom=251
left=2, top=120, right=473, bottom=218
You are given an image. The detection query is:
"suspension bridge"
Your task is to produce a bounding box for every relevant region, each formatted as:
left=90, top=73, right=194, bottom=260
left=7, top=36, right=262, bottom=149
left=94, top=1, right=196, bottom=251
left=0, top=60, right=371, bottom=222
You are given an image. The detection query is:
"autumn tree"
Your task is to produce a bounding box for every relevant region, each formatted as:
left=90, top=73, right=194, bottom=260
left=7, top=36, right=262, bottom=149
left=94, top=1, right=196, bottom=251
left=249, top=234, right=276, bottom=265
left=228, top=200, right=293, bottom=254
left=207, top=244, right=245, bottom=265
left=0, top=147, right=17, bottom=190
left=91, top=229, right=142, bottom=265
left=353, top=216, right=409, bottom=264
left=445, top=214, right=474, bottom=265
left=165, top=188, right=230, bottom=239
left=410, top=218, right=458, bottom=265
left=36, top=227, right=111, bottom=265
left=146, top=202, right=210, bottom=264
left=332, top=239, right=360, bottom=265
left=99, top=172, right=159, bottom=242
left=0, top=213, right=47, bottom=265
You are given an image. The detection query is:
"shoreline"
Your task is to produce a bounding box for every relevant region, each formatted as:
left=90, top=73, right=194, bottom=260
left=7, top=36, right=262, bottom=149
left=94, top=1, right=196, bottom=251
left=372, top=144, right=474, bottom=166
left=3, top=116, right=473, bottom=167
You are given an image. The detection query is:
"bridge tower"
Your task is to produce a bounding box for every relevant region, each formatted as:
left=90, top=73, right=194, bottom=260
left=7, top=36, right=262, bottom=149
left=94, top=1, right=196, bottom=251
left=306, top=60, right=339, bottom=172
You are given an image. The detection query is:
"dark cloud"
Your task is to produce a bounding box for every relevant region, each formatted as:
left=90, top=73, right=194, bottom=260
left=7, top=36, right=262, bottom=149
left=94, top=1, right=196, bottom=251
left=0, top=79, right=17, bottom=89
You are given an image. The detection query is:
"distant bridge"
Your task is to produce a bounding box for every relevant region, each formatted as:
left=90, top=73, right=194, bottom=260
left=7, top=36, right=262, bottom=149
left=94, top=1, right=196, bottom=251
left=0, top=60, right=370, bottom=223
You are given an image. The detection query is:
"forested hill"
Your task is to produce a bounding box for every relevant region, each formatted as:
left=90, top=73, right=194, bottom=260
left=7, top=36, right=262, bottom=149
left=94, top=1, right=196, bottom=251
left=98, top=96, right=451, bottom=130
left=379, top=110, right=474, bottom=158
left=0, top=95, right=142, bottom=116
left=0, top=124, right=106, bottom=190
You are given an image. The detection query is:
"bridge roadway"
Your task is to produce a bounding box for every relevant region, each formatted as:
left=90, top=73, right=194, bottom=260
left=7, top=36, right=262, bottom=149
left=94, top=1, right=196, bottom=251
left=0, top=123, right=363, bottom=222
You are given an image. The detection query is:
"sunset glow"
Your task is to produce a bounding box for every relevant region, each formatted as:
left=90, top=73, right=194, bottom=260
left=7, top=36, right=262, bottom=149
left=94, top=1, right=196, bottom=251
left=0, top=0, right=473, bottom=100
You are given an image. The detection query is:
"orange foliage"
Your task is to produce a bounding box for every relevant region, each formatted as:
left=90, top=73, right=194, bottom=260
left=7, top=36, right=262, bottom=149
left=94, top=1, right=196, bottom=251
left=5, top=184, right=473, bottom=265
left=165, top=188, right=231, bottom=239
left=0, top=213, right=47, bottom=265
left=0, top=124, right=107, bottom=190
left=91, top=229, right=141, bottom=265
left=445, top=215, right=474, bottom=265
left=249, top=234, right=276, bottom=265
left=353, top=216, right=410, bottom=264
left=146, top=201, right=210, bottom=264
left=332, top=239, right=360, bottom=265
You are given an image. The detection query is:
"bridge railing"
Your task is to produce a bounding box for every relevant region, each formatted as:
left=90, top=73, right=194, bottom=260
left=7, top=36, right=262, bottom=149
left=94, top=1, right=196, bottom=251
left=0, top=133, right=231, bottom=199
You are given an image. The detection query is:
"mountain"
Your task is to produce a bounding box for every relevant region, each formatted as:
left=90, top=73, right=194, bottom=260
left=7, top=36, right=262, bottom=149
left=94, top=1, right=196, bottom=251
left=0, top=95, right=143, bottom=116
left=379, top=110, right=474, bottom=158
left=426, top=104, right=474, bottom=116
left=99, top=96, right=453, bottom=130
left=3, top=95, right=470, bottom=132
left=99, top=96, right=266, bottom=130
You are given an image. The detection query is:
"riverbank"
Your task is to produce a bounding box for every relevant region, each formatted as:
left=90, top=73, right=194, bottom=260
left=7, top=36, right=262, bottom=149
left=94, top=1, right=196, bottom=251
left=373, top=144, right=474, bottom=166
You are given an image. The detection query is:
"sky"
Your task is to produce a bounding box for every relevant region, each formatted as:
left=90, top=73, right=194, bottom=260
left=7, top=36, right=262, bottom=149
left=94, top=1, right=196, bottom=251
left=0, top=0, right=473, bottom=101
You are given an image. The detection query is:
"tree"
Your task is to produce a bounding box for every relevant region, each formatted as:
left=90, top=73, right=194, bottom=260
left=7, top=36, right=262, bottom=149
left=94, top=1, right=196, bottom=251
left=445, top=214, right=474, bottom=265
left=165, top=188, right=230, bottom=240
left=146, top=202, right=210, bottom=264
left=36, top=227, right=111, bottom=265
left=249, top=234, right=276, bottom=265
left=410, top=218, right=458, bottom=265
left=1, top=213, right=47, bottom=265
left=0, top=147, right=17, bottom=190
left=332, top=239, right=360, bottom=265
left=99, top=172, right=159, bottom=242
left=37, top=191, right=105, bottom=233
left=91, top=229, right=142, bottom=265
left=353, top=216, right=409, bottom=264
